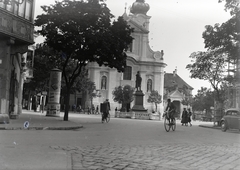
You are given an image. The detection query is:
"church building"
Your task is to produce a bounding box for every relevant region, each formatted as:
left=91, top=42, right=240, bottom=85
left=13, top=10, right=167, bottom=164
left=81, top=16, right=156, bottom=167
left=86, top=0, right=167, bottom=114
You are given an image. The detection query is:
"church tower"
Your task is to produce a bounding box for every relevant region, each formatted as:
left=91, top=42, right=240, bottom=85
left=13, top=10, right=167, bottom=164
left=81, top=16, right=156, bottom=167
left=86, top=0, right=166, bottom=115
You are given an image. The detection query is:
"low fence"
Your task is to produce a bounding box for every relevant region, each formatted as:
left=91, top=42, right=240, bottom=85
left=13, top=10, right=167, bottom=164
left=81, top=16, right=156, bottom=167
left=115, top=111, right=161, bottom=120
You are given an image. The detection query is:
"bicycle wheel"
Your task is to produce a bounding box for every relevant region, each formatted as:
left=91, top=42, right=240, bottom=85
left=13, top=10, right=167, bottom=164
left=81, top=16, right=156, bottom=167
left=106, top=113, right=110, bottom=123
left=164, top=117, right=170, bottom=132
left=172, top=118, right=176, bottom=131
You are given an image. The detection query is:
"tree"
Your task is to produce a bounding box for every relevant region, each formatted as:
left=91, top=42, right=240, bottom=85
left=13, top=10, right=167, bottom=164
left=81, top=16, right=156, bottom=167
left=147, top=90, right=162, bottom=113
left=112, top=85, right=135, bottom=111
left=192, top=87, right=214, bottom=113
left=181, top=96, right=192, bottom=108
left=186, top=49, right=227, bottom=102
left=35, top=0, right=134, bottom=121
left=186, top=0, right=239, bottom=123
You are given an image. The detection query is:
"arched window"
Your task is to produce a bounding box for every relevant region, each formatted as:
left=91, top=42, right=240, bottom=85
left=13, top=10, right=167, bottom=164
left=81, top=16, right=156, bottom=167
left=123, top=66, right=132, bottom=80
left=147, top=79, right=152, bottom=92
left=101, top=76, right=107, bottom=90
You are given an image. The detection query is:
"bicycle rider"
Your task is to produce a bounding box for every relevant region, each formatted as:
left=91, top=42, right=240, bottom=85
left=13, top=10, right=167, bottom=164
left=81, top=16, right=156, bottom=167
left=165, top=99, right=176, bottom=124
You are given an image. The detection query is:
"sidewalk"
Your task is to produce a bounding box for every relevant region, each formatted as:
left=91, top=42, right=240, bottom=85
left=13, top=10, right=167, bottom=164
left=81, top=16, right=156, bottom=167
left=193, top=120, right=221, bottom=129
left=0, top=110, right=220, bottom=130
left=0, top=110, right=83, bottom=130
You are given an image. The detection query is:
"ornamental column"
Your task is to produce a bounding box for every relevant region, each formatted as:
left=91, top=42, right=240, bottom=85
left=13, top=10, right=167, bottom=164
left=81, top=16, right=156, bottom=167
left=46, top=69, right=62, bottom=117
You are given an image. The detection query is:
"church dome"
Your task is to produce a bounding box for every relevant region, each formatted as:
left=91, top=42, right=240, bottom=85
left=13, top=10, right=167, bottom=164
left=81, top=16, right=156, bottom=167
left=130, top=0, right=150, bottom=15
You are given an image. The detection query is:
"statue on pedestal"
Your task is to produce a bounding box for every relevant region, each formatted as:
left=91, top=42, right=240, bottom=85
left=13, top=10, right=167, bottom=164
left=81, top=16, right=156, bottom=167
left=135, top=71, right=142, bottom=91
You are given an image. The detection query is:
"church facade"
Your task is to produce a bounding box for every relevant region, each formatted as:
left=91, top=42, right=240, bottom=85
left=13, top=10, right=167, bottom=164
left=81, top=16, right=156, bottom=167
left=86, top=0, right=166, bottom=114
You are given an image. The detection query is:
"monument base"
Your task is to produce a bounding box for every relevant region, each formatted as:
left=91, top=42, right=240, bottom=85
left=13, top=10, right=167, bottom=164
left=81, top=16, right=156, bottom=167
left=132, top=90, right=147, bottom=111
left=46, top=103, right=60, bottom=117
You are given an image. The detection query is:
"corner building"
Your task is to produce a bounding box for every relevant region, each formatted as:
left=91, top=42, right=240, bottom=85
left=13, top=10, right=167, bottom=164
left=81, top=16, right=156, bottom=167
left=0, top=0, right=35, bottom=118
left=87, top=0, right=166, bottom=114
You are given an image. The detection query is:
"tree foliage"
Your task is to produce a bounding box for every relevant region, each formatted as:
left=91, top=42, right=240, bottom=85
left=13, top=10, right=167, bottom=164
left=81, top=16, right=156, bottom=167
left=112, top=85, right=135, bottom=111
left=186, top=49, right=227, bottom=101
left=147, top=90, right=162, bottom=112
left=192, top=87, right=214, bottom=113
left=35, top=0, right=134, bottom=120
left=186, top=0, right=239, bottom=104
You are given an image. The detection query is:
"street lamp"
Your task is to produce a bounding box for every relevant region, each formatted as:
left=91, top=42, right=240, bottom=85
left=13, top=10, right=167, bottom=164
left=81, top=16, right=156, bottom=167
left=0, top=0, right=24, bottom=6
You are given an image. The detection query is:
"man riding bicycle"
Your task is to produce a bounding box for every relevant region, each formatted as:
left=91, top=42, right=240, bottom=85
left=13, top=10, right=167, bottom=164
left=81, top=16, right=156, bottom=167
left=165, top=99, right=176, bottom=124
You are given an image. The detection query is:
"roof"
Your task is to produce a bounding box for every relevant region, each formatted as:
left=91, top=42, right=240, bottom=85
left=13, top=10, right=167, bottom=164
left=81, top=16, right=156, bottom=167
left=164, top=73, right=193, bottom=90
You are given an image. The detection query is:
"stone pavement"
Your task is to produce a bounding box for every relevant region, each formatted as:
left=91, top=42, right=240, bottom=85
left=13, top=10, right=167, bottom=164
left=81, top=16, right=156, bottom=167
left=51, top=143, right=240, bottom=170
left=0, top=109, right=83, bottom=130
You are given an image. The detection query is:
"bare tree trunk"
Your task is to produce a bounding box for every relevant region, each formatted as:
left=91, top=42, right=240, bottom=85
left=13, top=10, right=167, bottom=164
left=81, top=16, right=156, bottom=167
left=63, top=90, right=70, bottom=121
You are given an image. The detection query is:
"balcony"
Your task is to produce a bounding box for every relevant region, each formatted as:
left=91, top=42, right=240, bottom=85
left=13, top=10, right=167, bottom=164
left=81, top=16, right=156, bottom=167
left=0, top=0, right=35, bottom=44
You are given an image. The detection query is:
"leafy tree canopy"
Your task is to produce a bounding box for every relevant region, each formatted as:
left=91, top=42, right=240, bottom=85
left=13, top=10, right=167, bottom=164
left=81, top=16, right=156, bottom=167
left=112, top=85, right=135, bottom=104
left=35, top=0, right=133, bottom=73
left=186, top=0, right=239, bottom=102
left=203, top=0, right=239, bottom=61
left=192, top=87, right=214, bottom=113
left=147, top=90, right=162, bottom=112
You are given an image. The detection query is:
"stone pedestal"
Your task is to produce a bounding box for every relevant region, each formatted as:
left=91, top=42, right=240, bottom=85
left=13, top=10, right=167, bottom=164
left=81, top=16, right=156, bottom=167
left=132, top=91, right=147, bottom=112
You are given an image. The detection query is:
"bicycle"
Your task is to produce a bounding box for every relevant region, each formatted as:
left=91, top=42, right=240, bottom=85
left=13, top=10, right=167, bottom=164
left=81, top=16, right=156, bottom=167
left=163, top=111, right=176, bottom=132
left=101, top=112, right=110, bottom=123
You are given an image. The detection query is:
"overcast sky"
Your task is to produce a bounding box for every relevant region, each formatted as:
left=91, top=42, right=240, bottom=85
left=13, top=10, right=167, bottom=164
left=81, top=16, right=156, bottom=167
left=34, top=0, right=231, bottom=95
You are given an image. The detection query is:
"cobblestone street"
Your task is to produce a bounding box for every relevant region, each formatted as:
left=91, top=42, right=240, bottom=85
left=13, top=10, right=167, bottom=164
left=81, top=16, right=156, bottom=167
left=51, top=142, right=240, bottom=170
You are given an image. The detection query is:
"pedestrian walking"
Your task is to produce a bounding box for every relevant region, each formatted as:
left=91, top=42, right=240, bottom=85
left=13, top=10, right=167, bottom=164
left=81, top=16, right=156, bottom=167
left=188, top=108, right=192, bottom=126
left=77, top=105, right=82, bottom=113
left=181, top=108, right=188, bottom=126
left=102, top=99, right=110, bottom=123
left=95, top=105, right=100, bottom=114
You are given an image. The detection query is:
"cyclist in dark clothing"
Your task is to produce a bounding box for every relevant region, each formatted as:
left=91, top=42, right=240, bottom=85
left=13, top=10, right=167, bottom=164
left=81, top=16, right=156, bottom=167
left=165, top=99, right=176, bottom=124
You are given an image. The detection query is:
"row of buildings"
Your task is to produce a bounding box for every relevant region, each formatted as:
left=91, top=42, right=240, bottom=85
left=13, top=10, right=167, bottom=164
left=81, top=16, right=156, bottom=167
left=0, top=0, right=35, bottom=119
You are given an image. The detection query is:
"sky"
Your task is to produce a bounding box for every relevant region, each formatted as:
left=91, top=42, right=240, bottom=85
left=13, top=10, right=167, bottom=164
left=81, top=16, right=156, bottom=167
left=34, top=0, right=231, bottom=95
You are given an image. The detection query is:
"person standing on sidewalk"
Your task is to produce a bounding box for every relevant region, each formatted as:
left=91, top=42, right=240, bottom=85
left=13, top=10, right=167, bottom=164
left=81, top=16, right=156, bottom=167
left=181, top=108, right=188, bottom=126
left=95, top=105, right=100, bottom=114
left=188, top=108, right=192, bottom=126
left=102, top=99, right=110, bottom=123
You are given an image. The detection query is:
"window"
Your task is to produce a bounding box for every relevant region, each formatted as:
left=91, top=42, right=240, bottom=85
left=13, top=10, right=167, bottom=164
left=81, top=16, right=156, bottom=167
left=101, top=76, right=107, bottom=90
left=0, top=0, right=34, bottom=21
left=123, top=66, right=132, bottom=80
left=147, top=79, right=152, bottom=92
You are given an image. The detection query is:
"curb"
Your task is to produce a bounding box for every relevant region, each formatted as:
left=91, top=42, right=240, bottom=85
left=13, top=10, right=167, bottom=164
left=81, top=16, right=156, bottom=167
left=0, top=126, right=83, bottom=130
left=199, top=125, right=221, bottom=130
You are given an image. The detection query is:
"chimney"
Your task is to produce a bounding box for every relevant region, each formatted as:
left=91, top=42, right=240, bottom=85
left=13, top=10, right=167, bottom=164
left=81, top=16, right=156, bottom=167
left=173, top=67, right=177, bottom=76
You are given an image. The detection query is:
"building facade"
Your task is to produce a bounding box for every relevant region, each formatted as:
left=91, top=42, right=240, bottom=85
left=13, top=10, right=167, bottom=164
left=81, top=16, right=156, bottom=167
left=164, top=69, right=194, bottom=118
left=0, top=0, right=35, bottom=119
left=85, top=0, right=166, bottom=114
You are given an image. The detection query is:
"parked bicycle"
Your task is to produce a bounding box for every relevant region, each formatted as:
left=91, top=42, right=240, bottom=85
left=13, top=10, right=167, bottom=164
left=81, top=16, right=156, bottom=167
left=163, top=111, right=176, bottom=132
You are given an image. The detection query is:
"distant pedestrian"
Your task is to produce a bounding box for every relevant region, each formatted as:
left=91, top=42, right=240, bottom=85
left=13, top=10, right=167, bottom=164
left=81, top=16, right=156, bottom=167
left=72, top=104, right=76, bottom=112
left=102, top=99, right=110, bottom=123
left=188, top=108, right=192, bottom=126
left=181, top=108, right=188, bottom=126
left=96, top=105, right=99, bottom=114
left=87, top=106, right=91, bottom=114
left=77, top=105, right=82, bottom=113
